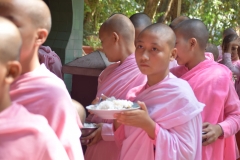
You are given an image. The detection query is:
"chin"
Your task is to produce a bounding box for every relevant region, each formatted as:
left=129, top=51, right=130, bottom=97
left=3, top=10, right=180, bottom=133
left=139, top=68, right=149, bottom=75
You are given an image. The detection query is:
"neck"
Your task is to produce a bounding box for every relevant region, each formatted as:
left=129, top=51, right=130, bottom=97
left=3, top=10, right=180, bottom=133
left=186, top=51, right=206, bottom=70
left=119, top=41, right=135, bottom=63
left=20, top=47, right=41, bottom=74
left=0, top=87, right=11, bottom=113
left=147, top=70, right=169, bottom=86
left=232, top=58, right=239, bottom=62
left=232, top=56, right=239, bottom=62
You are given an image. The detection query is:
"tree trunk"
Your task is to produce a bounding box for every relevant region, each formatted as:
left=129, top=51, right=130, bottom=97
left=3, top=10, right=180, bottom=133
left=144, top=0, right=161, bottom=20
left=83, top=0, right=99, bottom=35
left=156, top=0, right=174, bottom=23
left=156, top=0, right=182, bottom=23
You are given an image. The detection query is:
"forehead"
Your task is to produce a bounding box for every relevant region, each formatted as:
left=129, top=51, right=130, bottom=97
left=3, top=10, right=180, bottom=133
left=99, top=28, right=109, bottom=40
left=138, top=30, right=166, bottom=44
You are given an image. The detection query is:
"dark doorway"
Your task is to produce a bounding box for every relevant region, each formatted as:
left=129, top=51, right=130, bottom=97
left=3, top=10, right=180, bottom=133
left=43, top=0, right=49, bottom=7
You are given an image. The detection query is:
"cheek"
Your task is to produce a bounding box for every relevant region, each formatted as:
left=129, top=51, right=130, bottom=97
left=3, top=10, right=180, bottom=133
left=176, top=47, right=183, bottom=56
left=135, top=51, right=141, bottom=60
left=135, top=50, right=146, bottom=61
left=20, top=29, right=35, bottom=48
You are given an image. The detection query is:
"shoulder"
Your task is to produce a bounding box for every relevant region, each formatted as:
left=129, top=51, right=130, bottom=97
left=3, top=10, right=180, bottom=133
left=32, top=65, right=67, bottom=91
left=167, top=73, right=193, bottom=91
left=11, top=66, right=71, bottom=102
left=99, top=62, right=119, bottom=79
left=0, top=104, right=50, bottom=132
left=170, top=65, right=188, bottom=78
left=206, top=61, right=231, bottom=77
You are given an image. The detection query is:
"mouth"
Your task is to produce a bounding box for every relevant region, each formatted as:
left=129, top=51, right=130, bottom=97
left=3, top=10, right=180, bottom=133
left=139, top=63, right=149, bottom=67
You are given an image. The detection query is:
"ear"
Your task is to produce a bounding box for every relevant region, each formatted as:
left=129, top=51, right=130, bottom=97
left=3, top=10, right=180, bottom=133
left=189, top=38, right=197, bottom=48
left=112, top=32, right=119, bottom=43
left=170, top=48, right=177, bottom=61
left=35, top=28, right=49, bottom=46
left=5, top=61, right=22, bottom=84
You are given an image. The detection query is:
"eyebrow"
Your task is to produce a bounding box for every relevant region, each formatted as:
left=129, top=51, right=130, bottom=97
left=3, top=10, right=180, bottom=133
left=136, top=40, right=143, bottom=43
left=151, top=42, right=160, bottom=45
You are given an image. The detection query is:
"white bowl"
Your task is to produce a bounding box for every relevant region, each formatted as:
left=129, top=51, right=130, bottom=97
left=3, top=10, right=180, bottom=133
left=86, top=103, right=140, bottom=119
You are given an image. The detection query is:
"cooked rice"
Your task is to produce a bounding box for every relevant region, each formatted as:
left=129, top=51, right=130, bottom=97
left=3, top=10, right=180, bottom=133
left=95, top=97, right=133, bottom=110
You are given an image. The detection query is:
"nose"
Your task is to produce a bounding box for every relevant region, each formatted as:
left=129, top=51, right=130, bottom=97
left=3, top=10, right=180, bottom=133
left=141, top=50, right=149, bottom=62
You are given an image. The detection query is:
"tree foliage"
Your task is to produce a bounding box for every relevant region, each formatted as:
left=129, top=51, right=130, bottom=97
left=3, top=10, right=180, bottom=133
left=183, top=0, right=240, bottom=44
left=83, top=0, right=144, bottom=47
left=83, top=0, right=240, bottom=47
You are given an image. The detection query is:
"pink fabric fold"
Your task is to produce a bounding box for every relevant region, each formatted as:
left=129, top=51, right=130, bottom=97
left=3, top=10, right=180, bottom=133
left=217, top=45, right=223, bottom=62
left=85, top=53, right=147, bottom=160
left=38, top=45, right=63, bottom=79
left=171, top=60, right=240, bottom=160
left=205, top=52, right=214, bottom=61
left=0, top=103, right=69, bottom=160
left=115, top=73, right=204, bottom=160
left=10, top=64, right=84, bottom=160
left=169, top=59, right=178, bottom=69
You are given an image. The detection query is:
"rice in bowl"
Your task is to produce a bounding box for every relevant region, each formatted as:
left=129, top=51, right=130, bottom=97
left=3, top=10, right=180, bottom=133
left=91, top=97, right=133, bottom=110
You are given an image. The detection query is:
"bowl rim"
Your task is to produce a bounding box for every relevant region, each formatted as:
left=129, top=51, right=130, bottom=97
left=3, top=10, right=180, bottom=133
left=81, top=123, right=98, bottom=129
left=86, top=103, right=140, bottom=111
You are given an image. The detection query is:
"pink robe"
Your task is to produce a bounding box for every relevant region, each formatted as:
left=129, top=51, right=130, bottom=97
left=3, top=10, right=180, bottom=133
left=115, top=73, right=204, bottom=160
left=205, top=52, right=214, bottom=61
left=171, top=60, right=240, bottom=160
left=0, top=103, right=69, bottom=160
left=85, top=53, right=147, bottom=160
left=10, top=64, right=84, bottom=160
left=38, top=45, right=63, bottom=79
left=223, top=52, right=240, bottom=98
left=169, top=59, right=178, bottom=69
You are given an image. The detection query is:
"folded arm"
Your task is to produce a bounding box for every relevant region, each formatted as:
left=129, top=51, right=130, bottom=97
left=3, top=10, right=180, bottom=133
left=218, top=82, right=240, bottom=138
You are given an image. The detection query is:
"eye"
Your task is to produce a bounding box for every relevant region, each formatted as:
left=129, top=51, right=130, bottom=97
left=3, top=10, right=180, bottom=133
left=152, top=47, right=158, bottom=51
left=232, top=47, right=237, bottom=51
left=136, top=45, right=143, bottom=49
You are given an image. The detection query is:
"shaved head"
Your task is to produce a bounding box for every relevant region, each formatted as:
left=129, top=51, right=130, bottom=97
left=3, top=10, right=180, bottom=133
left=173, top=19, right=209, bottom=50
left=27, top=0, right=51, bottom=32
left=0, top=0, right=51, bottom=32
left=223, top=28, right=237, bottom=38
left=130, top=13, right=152, bottom=29
left=0, top=17, right=22, bottom=63
left=141, top=23, right=176, bottom=49
left=100, top=14, right=135, bottom=43
left=169, top=16, right=190, bottom=29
